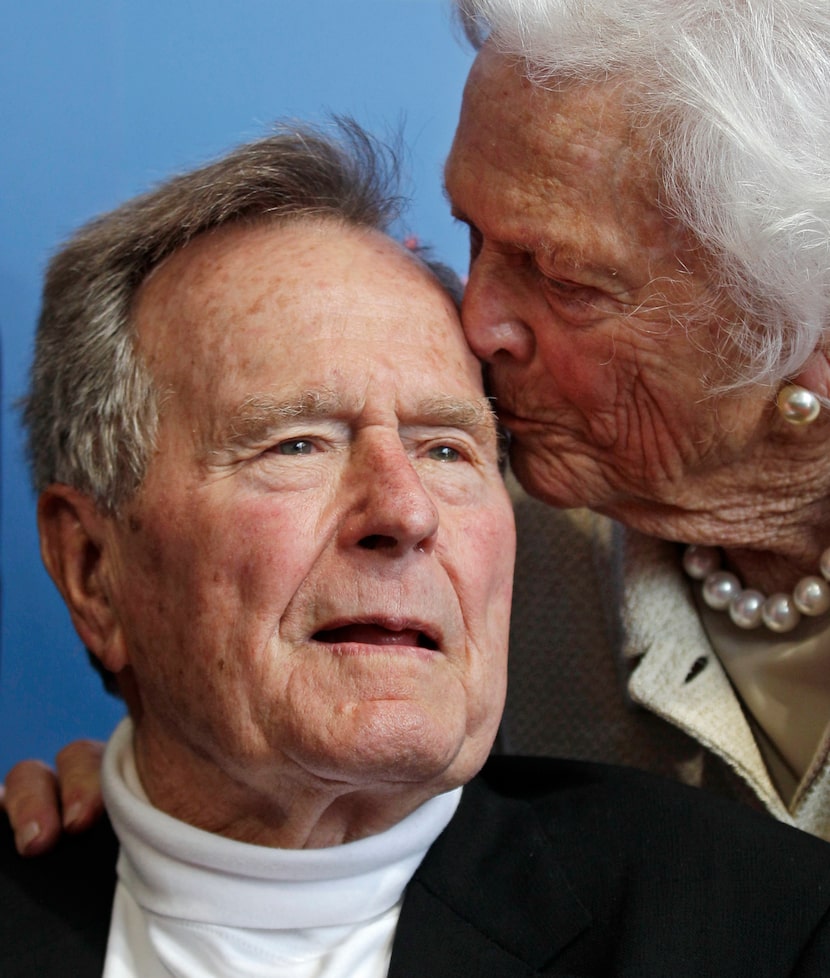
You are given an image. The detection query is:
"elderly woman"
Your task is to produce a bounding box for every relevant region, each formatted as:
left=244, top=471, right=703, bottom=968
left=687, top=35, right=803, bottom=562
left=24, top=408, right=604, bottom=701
left=443, top=0, right=830, bottom=838
left=5, top=0, right=830, bottom=845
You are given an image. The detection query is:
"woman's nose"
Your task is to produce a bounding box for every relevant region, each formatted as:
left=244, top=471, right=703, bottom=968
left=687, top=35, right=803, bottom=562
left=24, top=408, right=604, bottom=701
left=462, top=255, right=535, bottom=364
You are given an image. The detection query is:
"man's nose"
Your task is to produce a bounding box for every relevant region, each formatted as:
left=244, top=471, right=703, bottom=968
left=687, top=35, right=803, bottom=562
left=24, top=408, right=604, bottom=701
left=462, top=255, right=535, bottom=364
left=344, top=443, right=439, bottom=556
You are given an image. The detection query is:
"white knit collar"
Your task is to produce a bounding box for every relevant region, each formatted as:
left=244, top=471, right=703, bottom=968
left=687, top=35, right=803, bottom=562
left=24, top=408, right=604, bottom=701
left=102, top=718, right=461, bottom=931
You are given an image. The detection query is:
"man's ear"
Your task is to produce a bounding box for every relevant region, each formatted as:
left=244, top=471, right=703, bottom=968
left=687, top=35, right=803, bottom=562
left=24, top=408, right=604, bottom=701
left=37, top=485, right=130, bottom=675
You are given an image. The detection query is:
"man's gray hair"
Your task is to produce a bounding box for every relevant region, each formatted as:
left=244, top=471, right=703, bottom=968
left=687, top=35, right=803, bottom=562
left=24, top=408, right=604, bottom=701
left=455, top=0, right=830, bottom=388
left=24, top=119, right=458, bottom=513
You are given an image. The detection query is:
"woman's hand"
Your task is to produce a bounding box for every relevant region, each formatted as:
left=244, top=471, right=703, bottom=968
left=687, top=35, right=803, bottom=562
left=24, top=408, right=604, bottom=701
left=1, top=740, right=105, bottom=855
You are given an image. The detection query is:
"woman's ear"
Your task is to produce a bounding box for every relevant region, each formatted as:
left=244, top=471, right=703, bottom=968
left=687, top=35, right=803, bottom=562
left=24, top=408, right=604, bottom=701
left=790, top=347, right=830, bottom=400
left=37, top=485, right=130, bottom=675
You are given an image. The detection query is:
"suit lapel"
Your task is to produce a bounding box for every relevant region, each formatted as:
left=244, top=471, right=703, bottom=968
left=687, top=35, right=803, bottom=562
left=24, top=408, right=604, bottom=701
left=388, top=773, right=590, bottom=976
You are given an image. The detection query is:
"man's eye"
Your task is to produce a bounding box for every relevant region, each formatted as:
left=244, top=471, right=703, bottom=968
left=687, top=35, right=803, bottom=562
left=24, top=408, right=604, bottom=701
left=276, top=439, right=315, bottom=456
left=428, top=444, right=462, bottom=463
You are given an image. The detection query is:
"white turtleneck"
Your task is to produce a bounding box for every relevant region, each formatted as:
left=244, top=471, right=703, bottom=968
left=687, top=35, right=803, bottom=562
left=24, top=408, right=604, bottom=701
left=101, top=719, right=461, bottom=978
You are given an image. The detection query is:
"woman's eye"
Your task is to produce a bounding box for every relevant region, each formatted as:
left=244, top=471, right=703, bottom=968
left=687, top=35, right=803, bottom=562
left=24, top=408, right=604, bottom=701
left=276, top=438, right=315, bottom=456
left=467, top=225, right=483, bottom=262
left=538, top=273, right=610, bottom=322
left=428, top=444, right=462, bottom=463
left=545, top=277, right=590, bottom=299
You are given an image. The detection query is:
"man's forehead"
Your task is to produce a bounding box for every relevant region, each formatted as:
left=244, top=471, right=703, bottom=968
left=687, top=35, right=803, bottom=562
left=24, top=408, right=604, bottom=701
left=129, top=219, right=484, bottom=449
left=135, top=218, right=331, bottom=319
left=137, top=217, right=454, bottom=321
left=133, top=217, right=463, bottom=371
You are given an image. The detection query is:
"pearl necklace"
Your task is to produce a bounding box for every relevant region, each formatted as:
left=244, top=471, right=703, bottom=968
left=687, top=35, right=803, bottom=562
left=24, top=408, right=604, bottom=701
left=682, top=544, right=830, bottom=633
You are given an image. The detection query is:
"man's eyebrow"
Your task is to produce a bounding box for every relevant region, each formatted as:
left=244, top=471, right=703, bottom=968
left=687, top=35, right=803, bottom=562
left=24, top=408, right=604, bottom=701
left=207, top=389, right=344, bottom=456
left=413, top=394, right=499, bottom=435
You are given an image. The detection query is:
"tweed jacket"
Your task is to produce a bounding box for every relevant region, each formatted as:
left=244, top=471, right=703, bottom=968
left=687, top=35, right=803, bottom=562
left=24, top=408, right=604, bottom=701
left=2, top=755, right=830, bottom=977
left=503, top=480, right=830, bottom=839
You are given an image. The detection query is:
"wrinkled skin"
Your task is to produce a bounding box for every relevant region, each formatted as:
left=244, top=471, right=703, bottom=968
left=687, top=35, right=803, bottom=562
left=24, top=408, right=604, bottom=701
left=445, top=46, right=830, bottom=575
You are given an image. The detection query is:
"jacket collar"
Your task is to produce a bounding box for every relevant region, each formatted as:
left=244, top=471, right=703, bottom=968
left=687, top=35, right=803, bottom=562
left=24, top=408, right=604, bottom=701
left=612, top=524, right=789, bottom=819
left=388, top=770, right=590, bottom=976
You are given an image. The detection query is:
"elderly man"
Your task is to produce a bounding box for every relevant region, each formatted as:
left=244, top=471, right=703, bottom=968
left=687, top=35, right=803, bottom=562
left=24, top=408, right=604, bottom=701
left=3, top=122, right=830, bottom=977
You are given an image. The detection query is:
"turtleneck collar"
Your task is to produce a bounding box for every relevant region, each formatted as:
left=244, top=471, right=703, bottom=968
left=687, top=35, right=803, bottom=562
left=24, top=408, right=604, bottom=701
left=103, top=718, right=461, bottom=930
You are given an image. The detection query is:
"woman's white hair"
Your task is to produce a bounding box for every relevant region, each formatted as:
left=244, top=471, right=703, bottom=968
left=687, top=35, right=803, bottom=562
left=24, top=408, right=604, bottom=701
left=455, top=0, right=830, bottom=387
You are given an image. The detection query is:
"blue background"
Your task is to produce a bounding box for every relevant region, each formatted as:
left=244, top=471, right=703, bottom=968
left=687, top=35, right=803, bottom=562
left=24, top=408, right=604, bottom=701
left=1, top=1, right=473, bottom=774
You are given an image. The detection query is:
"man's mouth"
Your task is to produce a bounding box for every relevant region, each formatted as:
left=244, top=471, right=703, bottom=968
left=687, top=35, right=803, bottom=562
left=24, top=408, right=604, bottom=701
left=312, top=621, right=440, bottom=651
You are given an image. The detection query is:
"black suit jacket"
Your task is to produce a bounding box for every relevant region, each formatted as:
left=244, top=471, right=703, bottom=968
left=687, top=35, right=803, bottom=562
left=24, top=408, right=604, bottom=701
left=3, top=756, right=829, bottom=976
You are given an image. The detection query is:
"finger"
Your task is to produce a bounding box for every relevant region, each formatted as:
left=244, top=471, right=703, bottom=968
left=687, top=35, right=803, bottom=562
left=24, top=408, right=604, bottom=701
left=3, top=760, right=63, bottom=856
left=55, top=739, right=105, bottom=833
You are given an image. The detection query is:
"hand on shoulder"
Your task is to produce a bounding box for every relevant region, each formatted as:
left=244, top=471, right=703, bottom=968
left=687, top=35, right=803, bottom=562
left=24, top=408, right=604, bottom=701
left=2, top=740, right=105, bottom=856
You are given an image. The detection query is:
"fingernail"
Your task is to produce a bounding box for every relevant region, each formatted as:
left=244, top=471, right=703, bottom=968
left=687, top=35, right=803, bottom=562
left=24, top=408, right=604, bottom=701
left=63, top=801, right=83, bottom=829
left=16, top=821, right=41, bottom=855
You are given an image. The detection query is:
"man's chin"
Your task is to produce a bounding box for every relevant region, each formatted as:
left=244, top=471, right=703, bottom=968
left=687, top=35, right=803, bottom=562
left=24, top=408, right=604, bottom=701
left=359, top=722, right=497, bottom=798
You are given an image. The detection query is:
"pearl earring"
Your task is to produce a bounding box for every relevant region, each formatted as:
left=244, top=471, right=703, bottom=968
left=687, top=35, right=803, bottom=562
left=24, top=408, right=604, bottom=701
left=777, top=385, right=820, bottom=425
